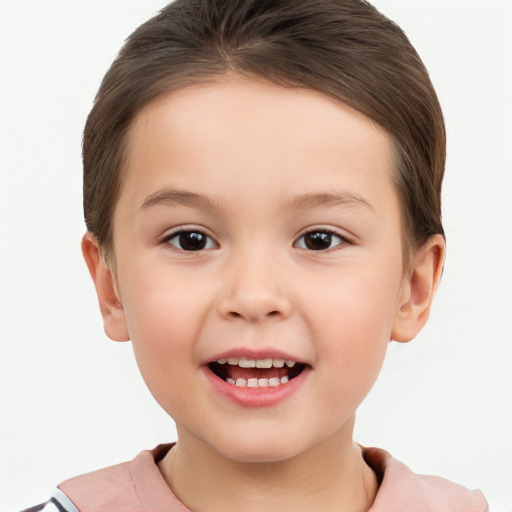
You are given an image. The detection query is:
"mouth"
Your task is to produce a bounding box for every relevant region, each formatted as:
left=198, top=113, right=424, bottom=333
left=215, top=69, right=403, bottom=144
left=207, top=357, right=307, bottom=388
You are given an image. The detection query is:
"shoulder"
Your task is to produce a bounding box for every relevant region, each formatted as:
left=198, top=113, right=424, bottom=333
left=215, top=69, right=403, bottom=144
left=21, top=444, right=183, bottom=512
left=56, top=444, right=179, bottom=511
left=363, top=446, right=488, bottom=512
left=57, top=458, right=138, bottom=510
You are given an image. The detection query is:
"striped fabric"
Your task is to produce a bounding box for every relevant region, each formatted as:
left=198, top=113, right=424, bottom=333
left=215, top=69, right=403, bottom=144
left=19, top=489, right=78, bottom=512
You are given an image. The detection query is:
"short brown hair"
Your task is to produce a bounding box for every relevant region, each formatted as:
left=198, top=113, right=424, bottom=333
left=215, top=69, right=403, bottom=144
left=83, top=0, right=445, bottom=263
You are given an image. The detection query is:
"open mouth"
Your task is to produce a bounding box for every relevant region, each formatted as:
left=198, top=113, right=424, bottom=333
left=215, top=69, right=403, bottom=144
left=208, top=357, right=306, bottom=388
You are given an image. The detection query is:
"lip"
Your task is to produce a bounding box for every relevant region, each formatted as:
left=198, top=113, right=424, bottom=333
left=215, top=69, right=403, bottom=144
left=203, top=347, right=307, bottom=366
left=202, top=348, right=310, bottom=408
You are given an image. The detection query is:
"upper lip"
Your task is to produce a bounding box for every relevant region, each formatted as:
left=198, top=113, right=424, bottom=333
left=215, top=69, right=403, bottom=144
left=203, top=347, right=307, bottom=366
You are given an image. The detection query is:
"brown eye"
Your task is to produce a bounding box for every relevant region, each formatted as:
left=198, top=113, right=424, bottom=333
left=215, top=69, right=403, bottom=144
left=167, top=230, right=216, bottom=251
left=296, top=230, right=344, bottom=251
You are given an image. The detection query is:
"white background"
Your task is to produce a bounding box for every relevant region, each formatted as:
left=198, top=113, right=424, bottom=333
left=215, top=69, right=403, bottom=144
left=0, top=1, right=511, bottom=510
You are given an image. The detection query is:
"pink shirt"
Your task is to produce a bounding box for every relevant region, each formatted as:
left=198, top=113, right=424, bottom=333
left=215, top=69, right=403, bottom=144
left=56, top=444, right=488, bottom=511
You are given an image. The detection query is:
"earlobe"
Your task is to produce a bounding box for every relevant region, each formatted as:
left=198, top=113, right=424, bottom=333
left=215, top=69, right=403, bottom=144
left=391, top=234, right=446, bottom=343
left=81, top=232, right=130, bottom=342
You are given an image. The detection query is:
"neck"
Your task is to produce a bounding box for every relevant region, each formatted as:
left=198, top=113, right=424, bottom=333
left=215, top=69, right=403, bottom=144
left=158, top=419, right=378, bottom=512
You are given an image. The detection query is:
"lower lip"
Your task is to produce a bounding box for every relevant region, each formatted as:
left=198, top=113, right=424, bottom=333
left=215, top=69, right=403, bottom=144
left=202, top=366, right=310, bottom=408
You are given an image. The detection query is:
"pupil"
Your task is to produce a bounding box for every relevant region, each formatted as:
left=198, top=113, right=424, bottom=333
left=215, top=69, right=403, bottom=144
left=180, top=232, right=206, bottom=251
left=305, top=231, right=331, bottom=250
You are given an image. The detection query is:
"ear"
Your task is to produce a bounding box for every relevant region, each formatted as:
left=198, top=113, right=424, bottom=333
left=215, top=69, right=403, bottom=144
left=81, top=232, right=130, bottom=342
left=391, top=234, right=446, bottom=343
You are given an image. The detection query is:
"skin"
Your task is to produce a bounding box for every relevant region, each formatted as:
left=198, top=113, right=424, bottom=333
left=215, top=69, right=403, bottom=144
left=83, top=77, right=445, bottom=512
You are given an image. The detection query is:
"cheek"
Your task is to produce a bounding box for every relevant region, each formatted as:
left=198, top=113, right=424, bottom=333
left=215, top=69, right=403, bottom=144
left=118, top=270, right=211, bottom=400
left=308, top=260, right=402, bottom=341
left=120, top=262, right=211, bottom=339
left=305, top=263, right=402, bottom=399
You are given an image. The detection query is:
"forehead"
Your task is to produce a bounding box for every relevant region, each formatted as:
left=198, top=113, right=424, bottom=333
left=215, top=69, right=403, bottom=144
left=118, top=77, right=396, bottom=216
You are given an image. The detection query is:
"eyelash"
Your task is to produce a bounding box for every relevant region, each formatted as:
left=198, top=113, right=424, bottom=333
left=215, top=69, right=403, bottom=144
left=294, top=229, right=348, bottom=252
left=160, top=228, right=349, bottom=252
left=161, top=229, right=217, bottom=252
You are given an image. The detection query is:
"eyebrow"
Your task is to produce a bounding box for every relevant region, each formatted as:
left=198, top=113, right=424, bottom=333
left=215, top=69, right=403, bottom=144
left=140, top=188, right=218, bottom=211
left=282, top=192, right=375, bottom=213
left=140, top=188, right=375, bottom=214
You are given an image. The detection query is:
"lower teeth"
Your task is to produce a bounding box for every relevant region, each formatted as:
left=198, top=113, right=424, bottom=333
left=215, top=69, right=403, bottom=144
left=226, top=376, right=289, bottom=387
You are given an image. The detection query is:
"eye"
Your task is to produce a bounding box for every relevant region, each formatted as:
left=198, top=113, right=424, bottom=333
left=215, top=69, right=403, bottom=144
left=165, top=230, right=217, bottom=251
left=295, top=229, right=346, bottom=251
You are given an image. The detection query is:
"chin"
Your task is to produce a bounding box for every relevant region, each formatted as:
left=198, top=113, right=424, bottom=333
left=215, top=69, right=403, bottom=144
left=207, top=427, right=319, bottom=465
left=217, top=445, right=300, bottom=464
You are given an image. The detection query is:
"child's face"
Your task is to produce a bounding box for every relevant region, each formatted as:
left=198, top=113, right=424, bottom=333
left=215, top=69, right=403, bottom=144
left=102, top=78, right=413, bottom=462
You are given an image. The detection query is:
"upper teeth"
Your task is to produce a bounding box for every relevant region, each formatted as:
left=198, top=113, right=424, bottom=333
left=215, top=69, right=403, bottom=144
left=217, top=357, right=296, bottom=368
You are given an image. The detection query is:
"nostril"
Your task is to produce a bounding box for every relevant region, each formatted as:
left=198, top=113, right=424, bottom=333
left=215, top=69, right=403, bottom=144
left=226, top=310, right=281, bottom=320
left=219, top=292, right=291, bottom=321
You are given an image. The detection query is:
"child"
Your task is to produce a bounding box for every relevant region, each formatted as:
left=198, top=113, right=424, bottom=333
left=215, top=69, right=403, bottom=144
left=19, top=0, right=489, bottom=510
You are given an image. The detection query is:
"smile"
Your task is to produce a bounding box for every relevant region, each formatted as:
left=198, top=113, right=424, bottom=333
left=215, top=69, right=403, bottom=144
left=208, top=357, right=306, bottom=388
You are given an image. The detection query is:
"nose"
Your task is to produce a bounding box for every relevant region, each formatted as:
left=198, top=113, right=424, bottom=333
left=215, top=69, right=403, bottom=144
left=217, top=254, right=292, bottom=322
